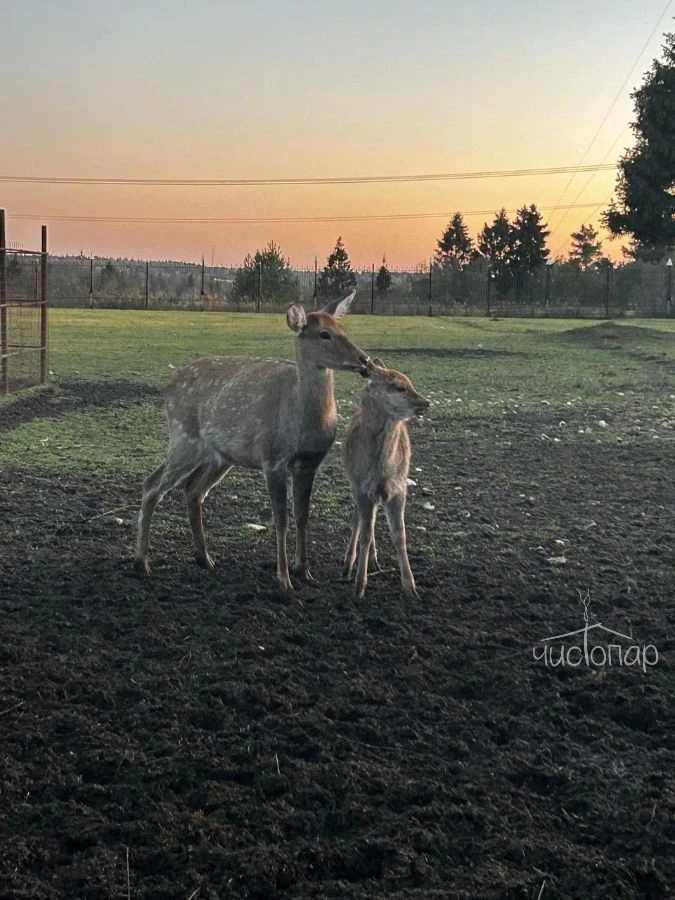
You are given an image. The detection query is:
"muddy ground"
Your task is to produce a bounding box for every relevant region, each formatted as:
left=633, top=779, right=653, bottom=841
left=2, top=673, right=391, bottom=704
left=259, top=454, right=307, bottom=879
left=0, top=378, right=673, bottom=899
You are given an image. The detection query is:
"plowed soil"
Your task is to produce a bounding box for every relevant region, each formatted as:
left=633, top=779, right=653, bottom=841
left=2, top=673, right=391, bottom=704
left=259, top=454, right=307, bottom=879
left=1, top=380, right=673, bottom=899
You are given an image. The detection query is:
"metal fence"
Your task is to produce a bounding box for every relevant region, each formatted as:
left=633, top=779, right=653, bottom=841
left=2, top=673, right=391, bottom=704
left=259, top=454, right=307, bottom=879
left=45, top=255, right=675, bottom=318
left=0, top=213, right=48, bottom=395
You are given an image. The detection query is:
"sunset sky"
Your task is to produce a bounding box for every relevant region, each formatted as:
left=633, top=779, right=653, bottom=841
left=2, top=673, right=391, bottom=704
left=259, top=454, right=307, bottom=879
left=2, top=1, right=673, bottom=268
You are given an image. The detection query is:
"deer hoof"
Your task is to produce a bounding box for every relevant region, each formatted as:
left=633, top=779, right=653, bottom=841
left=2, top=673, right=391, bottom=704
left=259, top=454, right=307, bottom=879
left=294, top=566, right=319, bottom=586
left=195, top=551, right=215, bottom=571
left=276, top=568, right=294, bottom=593
left=133, top=557, right=151, bottom=576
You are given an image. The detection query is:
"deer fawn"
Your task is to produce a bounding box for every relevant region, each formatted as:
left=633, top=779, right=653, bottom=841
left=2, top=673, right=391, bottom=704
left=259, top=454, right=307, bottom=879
left=134, top=292, right=371, bottom=591
left=342, top=361, right=429, bottom=599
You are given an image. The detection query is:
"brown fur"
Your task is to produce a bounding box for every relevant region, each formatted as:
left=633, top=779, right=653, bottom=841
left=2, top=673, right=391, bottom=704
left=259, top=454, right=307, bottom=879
left=135, top=292, right=370, bottom=591
left=342, top=363, right=429, bottom=599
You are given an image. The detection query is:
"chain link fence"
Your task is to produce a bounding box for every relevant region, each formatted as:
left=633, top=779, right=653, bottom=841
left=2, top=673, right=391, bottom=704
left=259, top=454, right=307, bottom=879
left=46, top=256, right=675, bottom=318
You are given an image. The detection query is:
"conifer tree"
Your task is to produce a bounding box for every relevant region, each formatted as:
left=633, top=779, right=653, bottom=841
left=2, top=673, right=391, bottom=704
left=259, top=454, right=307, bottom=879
left=478, top=208, right=516, bottom=293
left=318, top=236, right=357, bottom=297
left=512, top=204, right=550, bottom=276
left=435, top=212, right=474, bottom=269
left=231, top=240, right=298, bottom=302
left=569, top=224, right=603, bottom=269
left=603, top=31, right=675, bottom=257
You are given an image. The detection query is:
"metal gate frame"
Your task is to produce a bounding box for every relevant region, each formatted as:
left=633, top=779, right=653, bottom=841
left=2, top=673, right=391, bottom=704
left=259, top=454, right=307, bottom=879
left=0, top=209, right=48, bottom=395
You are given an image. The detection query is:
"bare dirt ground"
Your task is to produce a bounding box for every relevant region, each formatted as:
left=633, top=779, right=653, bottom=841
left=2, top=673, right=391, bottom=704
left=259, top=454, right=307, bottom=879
left=0, top=377, right=673, bottom=899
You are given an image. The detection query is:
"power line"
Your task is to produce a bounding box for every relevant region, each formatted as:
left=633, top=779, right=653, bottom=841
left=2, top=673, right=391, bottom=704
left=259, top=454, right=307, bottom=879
left=551, top=126, right=631, bottom=256
left=547, top=0, right=673, bottom=237
left=0, top=163, right=615, bottom=187
left=9, top=201, right=606, bottom=225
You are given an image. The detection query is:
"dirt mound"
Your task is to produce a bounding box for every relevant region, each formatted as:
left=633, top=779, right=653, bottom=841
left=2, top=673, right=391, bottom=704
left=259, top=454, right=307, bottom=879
left=560, top=322, right=667, bottom=342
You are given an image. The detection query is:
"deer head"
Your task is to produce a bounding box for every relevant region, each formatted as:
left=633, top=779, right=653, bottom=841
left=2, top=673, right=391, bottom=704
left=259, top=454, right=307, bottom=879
left=362, top=359, right=430, bottom=420
left=286, top=292, right=370, bottom=375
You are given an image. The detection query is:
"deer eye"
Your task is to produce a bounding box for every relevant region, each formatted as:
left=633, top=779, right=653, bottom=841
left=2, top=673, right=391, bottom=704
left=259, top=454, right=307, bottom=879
left=319, top=331, right=332, bottom=340
left=396, top=386, right=407, bottom=393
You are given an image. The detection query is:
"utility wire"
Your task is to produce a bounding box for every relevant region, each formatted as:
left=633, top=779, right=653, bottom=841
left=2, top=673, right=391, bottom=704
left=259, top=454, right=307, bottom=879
left=547, top=0, right=673, bottom=238
left=0, top=163, right=615, bottom=188
left=552, top=125, right=631, bottom=256
left=9, top=201, right=605, bottom=225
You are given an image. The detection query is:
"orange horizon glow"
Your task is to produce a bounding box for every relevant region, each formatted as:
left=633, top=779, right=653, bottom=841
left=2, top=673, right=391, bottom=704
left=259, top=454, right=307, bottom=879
left=1, top=166, right=625, bottom=268
left=2, top=2, right=667, bottom=270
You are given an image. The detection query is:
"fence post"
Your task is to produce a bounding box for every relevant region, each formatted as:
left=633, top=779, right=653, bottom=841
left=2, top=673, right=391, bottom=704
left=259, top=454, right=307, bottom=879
left=666, top=258, right=672, bottom=316
left=605, top=264, right=611, bottom=318
left=145, top=261, right=149, bottom=310
left=40, top=225, right=48, bottom=384
left=313, top=256, right=318, bottom=310
left=428, top=258, right=433, bottom=317
left=371, top=263, right=375, bottom=314
left=486, top=269, right=491, bottom=317
left=0, top=209, right=7, bottom=395
left=256, top=260, right=261, bottom=313
left=200, top=256, right=205, bottom=299
left=89, top=256, right=94, bottom=308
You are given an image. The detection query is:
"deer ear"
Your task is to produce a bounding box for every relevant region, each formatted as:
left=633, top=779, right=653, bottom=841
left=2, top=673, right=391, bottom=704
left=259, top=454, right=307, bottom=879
left=286, top=303, right=307, bottom=334
left=322, top=290, right=356, bottom=318
left=372, top=357, right=385, bottom=369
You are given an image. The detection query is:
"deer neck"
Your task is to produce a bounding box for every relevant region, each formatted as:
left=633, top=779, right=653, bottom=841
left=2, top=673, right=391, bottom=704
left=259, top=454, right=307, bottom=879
left=294, top=359, right=337, bottom=451
left=361, top=395, right=407, bottom=447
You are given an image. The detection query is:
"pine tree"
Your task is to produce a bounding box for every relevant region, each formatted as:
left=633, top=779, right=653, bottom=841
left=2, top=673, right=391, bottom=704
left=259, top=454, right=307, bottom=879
left=512, top=204, right=550, bottom=274
left=318, top=236, right=357, bottom=297
left=435, top=212, right=474, bottom=269
left=375, top=256, right=392, bottom=293
left=478, top=209, right=515, bottom=293
left=569, top=224, right=603, bottom=269
left=602, top=31, right=675, bottom=257
left=231, top=240, right=299, bottom=302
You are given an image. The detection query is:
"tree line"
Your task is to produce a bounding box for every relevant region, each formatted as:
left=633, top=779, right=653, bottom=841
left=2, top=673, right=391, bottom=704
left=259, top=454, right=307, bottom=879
left=228, top=214, right=609, bottom=304
left=230, top=28, right=675, bottom=304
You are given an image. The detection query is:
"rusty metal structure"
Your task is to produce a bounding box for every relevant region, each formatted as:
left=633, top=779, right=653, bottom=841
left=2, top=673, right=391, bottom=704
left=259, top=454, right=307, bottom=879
left=0, top=209, right=48, bottom=395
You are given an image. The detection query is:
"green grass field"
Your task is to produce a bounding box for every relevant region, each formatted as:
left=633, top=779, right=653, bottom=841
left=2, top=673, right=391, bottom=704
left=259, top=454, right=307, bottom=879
left=2, top=309, right=674, bottom=480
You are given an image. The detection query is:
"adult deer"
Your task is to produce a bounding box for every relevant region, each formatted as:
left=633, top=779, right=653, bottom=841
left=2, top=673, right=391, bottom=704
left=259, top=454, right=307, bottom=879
left=134, top=292, right=370, bottom=591
left=342, top=361, right=429, bottom=599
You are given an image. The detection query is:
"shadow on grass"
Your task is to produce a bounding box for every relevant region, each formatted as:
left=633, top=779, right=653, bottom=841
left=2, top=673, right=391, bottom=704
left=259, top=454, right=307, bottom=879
left=0, top=379, right=161, bottom=433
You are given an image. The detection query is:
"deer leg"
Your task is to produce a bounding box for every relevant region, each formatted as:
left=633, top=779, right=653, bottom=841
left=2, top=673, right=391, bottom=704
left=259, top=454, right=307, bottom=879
left=369, top=536, right=382, bottom=572
left=183, top=461, right=232, bottom=570
left=265, top=468, right=292, bottom=592
left=291, top=466, right=318, bottom=584
left=343, top=506, right=380, bottom=577
left=384, top=494, right=418, bottom=599
left=134, top=446, right=201, bottom=574
left=135, top=462, right=166, bottom=573
left=354, top=494, right=377, bottom=599
left=342, top=507, right=359, bottom=577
